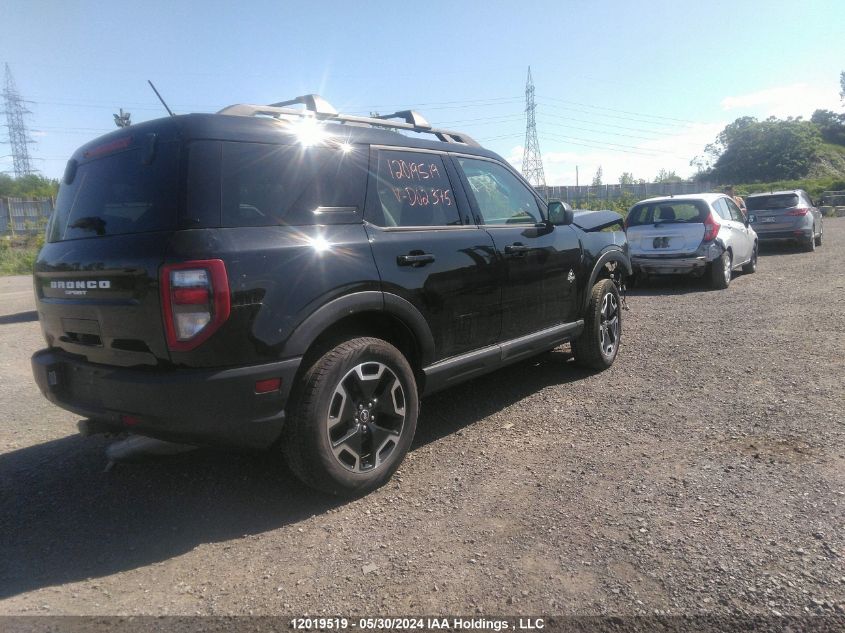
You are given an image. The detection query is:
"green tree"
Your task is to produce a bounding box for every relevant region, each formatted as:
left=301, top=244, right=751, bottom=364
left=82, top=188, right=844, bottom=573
left=0, top=174, right=59, bottom=198
left=619, top=172, right=634, bottom=185
left=703, top=116, right=822, bottom=182
left=654, top=168, right=683, bottom=183
left=810, top=109, right=845, bottom=145
left=591, top=166, right=603, bottom=186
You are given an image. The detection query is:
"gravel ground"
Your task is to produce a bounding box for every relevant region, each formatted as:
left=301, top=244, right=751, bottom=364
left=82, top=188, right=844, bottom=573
left=0, top=221, right=843, bottom=622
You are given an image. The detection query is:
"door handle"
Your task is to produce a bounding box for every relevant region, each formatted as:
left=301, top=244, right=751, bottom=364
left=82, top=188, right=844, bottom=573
left=397, top=252, right=435, bottom=266
left=504, top=243, right=530, bottom=255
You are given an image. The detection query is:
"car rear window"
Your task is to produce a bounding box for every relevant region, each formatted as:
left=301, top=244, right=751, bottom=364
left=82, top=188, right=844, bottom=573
left=626, top=200, right=708, bottom=227
left=48, top=140, right=180, bottom=242
left=746, top=194, right=799, bottom=211
left=220, top=142, right=368, bottom=227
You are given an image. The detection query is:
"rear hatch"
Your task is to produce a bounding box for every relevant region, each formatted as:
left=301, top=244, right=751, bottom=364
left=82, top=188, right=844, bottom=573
left=747, top=193, right=804, bottom=231
left=626, top=200, right=707, bottom=256
left=34, top=131, right=181, bottom=367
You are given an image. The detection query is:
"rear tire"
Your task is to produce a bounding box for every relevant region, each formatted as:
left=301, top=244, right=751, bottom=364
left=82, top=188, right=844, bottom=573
left=572, top=279, right=621, bottom=371
left=802, top=232, right=816, bottom=252
left=815, top=226, right=823, bottom=247
left=283, top=337, right=418, bottom=496
left=742, top=243, right=758, bottom=274
left=708, top=250, right=731, bottom=289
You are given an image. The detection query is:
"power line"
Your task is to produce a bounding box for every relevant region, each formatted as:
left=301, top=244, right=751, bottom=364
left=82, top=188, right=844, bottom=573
left=538, top=94, right=696, bottom=124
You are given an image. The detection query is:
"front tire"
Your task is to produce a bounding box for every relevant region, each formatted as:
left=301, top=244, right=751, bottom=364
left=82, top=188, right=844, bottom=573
left=709, top=250, right=731, bottom=289
left=572, top=279, right=621, bottom=371
left=283, top=337, right=418, bottom=496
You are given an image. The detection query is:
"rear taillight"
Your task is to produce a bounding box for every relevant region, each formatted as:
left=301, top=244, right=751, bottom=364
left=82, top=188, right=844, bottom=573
left=702, top=212, right=720, bottom=242
left=160, top=260, right=230, bottom=352
left=785, top=207, right=809, bottom=216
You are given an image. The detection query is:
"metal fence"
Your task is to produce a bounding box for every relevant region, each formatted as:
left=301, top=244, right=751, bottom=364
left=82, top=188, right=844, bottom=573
left=0, top=197, right=54, bottom=235
left=538, top=181, right=715, bottom=203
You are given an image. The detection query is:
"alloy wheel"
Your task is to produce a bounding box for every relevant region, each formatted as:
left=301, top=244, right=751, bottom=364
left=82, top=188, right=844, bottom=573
left=599, top=292, right=620, bottom=358
left=325, top=362, right=406, bottom=473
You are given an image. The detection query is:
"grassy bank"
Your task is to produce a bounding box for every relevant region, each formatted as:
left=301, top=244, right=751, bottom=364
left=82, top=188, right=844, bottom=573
left=0, top=245, right=38, bottom=275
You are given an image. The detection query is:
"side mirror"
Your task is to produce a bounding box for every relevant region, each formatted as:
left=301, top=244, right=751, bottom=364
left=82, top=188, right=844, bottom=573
left=548, top=200, right=574, bottom=226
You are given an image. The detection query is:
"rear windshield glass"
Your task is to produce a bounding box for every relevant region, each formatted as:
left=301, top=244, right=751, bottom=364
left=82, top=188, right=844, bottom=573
left=48, top=140, right=179, bottom=242
left=746, top=194, right=799, bottom=211
left=626, top=200, right=708, bottom=227
left=220, top=142, right=368, bottom=227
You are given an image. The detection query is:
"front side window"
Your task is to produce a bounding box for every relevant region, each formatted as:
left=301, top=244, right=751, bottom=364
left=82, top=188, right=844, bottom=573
left=370, top=150, right=460, bottom=227
left=456, top=158, right=543, bottom=225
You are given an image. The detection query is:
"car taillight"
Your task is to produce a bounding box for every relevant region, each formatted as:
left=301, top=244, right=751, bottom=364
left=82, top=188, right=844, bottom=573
left=785, top=207, right=809, bottom=216
left=702, top=212, right=720, bottom=242
left=160, top=260, right=230, bottom=352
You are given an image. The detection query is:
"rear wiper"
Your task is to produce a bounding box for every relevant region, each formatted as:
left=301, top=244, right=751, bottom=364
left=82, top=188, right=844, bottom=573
left=69, top=216, right=107, bottom=236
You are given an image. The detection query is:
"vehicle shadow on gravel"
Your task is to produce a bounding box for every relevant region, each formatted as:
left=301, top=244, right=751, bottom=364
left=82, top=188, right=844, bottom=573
left=0, top=349, right=589, bottom=599
left=626, top=276, right=712, bottom=296
left=758, top=242, right=808, bottom=257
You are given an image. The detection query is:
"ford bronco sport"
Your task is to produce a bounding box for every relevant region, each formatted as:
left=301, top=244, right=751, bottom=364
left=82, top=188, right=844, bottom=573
left=31, top=94, right=631, bottom=495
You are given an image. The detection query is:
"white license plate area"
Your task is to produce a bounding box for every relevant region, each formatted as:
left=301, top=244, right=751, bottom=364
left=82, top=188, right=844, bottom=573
left=760, top=217, right=777, bottom=223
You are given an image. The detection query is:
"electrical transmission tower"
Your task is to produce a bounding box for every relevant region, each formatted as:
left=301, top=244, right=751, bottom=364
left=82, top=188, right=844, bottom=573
left=521, top=66, right=546, bottom=189
left=2, top=63, right=36, bottom=177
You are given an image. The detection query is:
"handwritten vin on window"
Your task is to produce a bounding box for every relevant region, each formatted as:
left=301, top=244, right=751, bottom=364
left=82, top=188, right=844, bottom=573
left=385, top=158, right=453, bottom=207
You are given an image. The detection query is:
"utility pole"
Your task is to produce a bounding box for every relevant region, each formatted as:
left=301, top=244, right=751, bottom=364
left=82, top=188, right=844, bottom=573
left=1, top=63, right=36, bottom=177
left=521, top=66, right=546, bottom=189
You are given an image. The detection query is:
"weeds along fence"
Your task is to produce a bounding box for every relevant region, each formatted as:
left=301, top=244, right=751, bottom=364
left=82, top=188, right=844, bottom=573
left=0, top=197, right=54, bottom=235
left=538, top=181, right=715, bottom=204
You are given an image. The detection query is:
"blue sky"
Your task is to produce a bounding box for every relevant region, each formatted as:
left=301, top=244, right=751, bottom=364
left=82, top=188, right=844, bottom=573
left=3, top=0, right=843, bottom=184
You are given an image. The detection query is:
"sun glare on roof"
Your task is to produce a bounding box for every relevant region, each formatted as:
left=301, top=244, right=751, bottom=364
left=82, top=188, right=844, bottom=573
left=292, top=117, right=328, bottom=147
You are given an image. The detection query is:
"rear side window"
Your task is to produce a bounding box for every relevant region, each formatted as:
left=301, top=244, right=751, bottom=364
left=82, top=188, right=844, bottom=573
left=221, top=142, right=367, bottom=227
left=370, top=150, right=460, bottom=227
left=626, top=200, right=708, bottom=227
left=48, top=140, right=179, bottom=242
left=746, top=194, right=799, bottom=211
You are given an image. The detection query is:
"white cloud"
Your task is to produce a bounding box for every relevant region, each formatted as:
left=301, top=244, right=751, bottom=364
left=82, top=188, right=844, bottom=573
left=721, top=82, right=842, bottom=119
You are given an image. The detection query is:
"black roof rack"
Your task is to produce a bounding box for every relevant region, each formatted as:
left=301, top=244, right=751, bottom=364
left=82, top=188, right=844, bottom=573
left=217, top=94, right=479, bottom=147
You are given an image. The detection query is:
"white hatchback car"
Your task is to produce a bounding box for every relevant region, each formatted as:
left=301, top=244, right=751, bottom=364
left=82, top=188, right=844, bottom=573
left=625, top=193, right=758, bottom=289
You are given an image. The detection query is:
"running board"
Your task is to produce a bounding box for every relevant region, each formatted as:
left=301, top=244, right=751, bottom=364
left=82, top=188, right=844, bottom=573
left=421, top=321, right=583, bottom=395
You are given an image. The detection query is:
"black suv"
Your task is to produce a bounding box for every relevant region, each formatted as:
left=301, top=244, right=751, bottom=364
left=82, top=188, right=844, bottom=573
left=31, top=95, right=631, bottom=495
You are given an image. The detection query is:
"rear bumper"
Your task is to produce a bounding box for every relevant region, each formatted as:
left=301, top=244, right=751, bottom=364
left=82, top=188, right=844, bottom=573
left=31, top=349, right=301, bottom=449
left=754, top=228, right=813, bottom=241
left=631, top=241, right=721, bottom=276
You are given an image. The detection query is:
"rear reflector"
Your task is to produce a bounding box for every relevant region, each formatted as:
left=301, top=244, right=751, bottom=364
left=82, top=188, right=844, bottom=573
left=255, top=378, right=282, bottom=394
left=160, top=260, right=230, bottom=352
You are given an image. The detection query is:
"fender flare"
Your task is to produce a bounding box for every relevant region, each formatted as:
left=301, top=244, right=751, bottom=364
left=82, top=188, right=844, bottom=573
left=284, top=291, right=436, bottom=367
left=583, top=248, right=632, bottom=312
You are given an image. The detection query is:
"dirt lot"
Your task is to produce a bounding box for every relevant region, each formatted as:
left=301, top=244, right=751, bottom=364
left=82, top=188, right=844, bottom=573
left=0, top=221, right=843, bottom=620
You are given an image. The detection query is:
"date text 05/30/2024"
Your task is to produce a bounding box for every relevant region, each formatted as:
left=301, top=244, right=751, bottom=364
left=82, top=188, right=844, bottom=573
left=290, top=617, right=546, bottom=631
